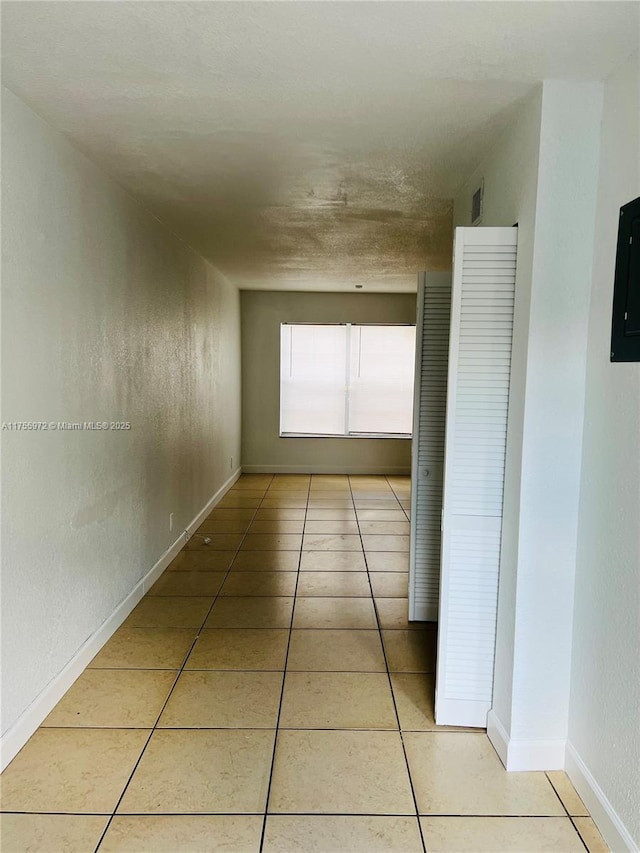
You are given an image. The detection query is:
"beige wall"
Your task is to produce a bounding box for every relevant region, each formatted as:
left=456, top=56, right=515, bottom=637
left=241, top=291, right=417, bottom=473
left=1, top=89, right=242, bottom=742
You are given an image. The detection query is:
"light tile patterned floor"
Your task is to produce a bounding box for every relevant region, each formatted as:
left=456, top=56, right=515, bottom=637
left=0, top=475, right=608, bottom=852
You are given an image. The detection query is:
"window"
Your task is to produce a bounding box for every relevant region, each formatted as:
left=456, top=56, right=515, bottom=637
left=279, top=323, right=416, bottom=437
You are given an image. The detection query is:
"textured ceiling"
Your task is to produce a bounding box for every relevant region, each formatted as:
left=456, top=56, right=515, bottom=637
left=2, top=2, right=638, bottom=291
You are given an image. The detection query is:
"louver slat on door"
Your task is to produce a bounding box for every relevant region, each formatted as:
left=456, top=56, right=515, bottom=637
left=409, top=272, right=452, bottom=622
left=436, top=228, right=518, bottom=728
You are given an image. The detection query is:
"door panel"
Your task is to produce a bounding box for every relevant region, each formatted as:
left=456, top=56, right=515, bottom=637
left=435, top=228, right=518, bottom=728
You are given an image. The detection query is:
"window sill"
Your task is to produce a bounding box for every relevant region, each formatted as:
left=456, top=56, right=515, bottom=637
left=279, top=433, right=412, bottom=440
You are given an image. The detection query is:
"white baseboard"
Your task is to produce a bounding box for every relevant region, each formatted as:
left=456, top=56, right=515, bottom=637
left=242, top=464, right=411, bottom=475
left=0, top=579, right=146, bottom=773
left=506, top=737, right=566, bottom=771
left=141, top=467, right=241, bottom=593
left=565, top=741, right=638, bottom=853
left=487, top=710, right=510, bottom=767
left=487, top=710, right=565, bottom=771
left=0, top=467, right=241, bottom=772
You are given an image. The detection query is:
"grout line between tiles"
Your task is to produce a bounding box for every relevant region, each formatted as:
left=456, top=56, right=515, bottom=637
left=1, top=810, right=584, bottom=818
left=8, top=477, right=594, bottom=851
left=36, top=725, right=415, bottom=733
left=569, top=816, right=594, bottom=853
left=40, top=723, right=458, bottom=732
left=545, top=771, right=586, bottom=823
left=47, top=666, right=436, bottom=677
left=92, top=475, right=276, bottom=852
left=545, top=770, right=572, bottom=818
left=258, top=475, right=312, bottom=853
left=545, top=771, right=591, bottom=852
left=351, top=474, right=428, bottom=853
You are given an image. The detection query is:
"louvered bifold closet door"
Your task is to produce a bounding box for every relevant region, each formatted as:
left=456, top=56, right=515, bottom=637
left=435, top=227, right=518, bottom=728
left=409, top=272, right=452, bottom=622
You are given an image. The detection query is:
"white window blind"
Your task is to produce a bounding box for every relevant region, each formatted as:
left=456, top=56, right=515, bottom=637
left=280, top=324, right=346, bottom=436
left=280, top=324, right=416, bottom=437
left=348, top=325, right=416, bottom=434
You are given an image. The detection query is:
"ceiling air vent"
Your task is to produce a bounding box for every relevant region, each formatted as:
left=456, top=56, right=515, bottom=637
left=471, top=180, right=484, bottom=226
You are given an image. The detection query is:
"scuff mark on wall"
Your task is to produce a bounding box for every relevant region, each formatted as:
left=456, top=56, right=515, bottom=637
left=71, top=482, right=131, bottom=529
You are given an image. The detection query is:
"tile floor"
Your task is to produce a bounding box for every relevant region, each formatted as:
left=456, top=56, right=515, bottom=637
left=0, top=475, right=608, bottom=852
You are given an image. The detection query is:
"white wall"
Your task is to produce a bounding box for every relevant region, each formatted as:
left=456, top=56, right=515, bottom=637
left=568, top=52, right=640, bottom=849
left=241, top=290, right=417, bottom=474
left=507, top=81, right=603, bottom=752
left=455, top=80, right=604, bottom=768
left=454, top=86, right=543, bottom=733
left=1, top=90, right=242, bottom=747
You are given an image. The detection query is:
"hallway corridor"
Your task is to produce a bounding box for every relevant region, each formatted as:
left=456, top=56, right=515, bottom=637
left=0, top=475, right=605, bottom=852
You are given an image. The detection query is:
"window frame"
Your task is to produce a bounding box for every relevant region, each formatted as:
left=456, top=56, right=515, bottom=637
left=279, top=321, right=416, bottom=439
